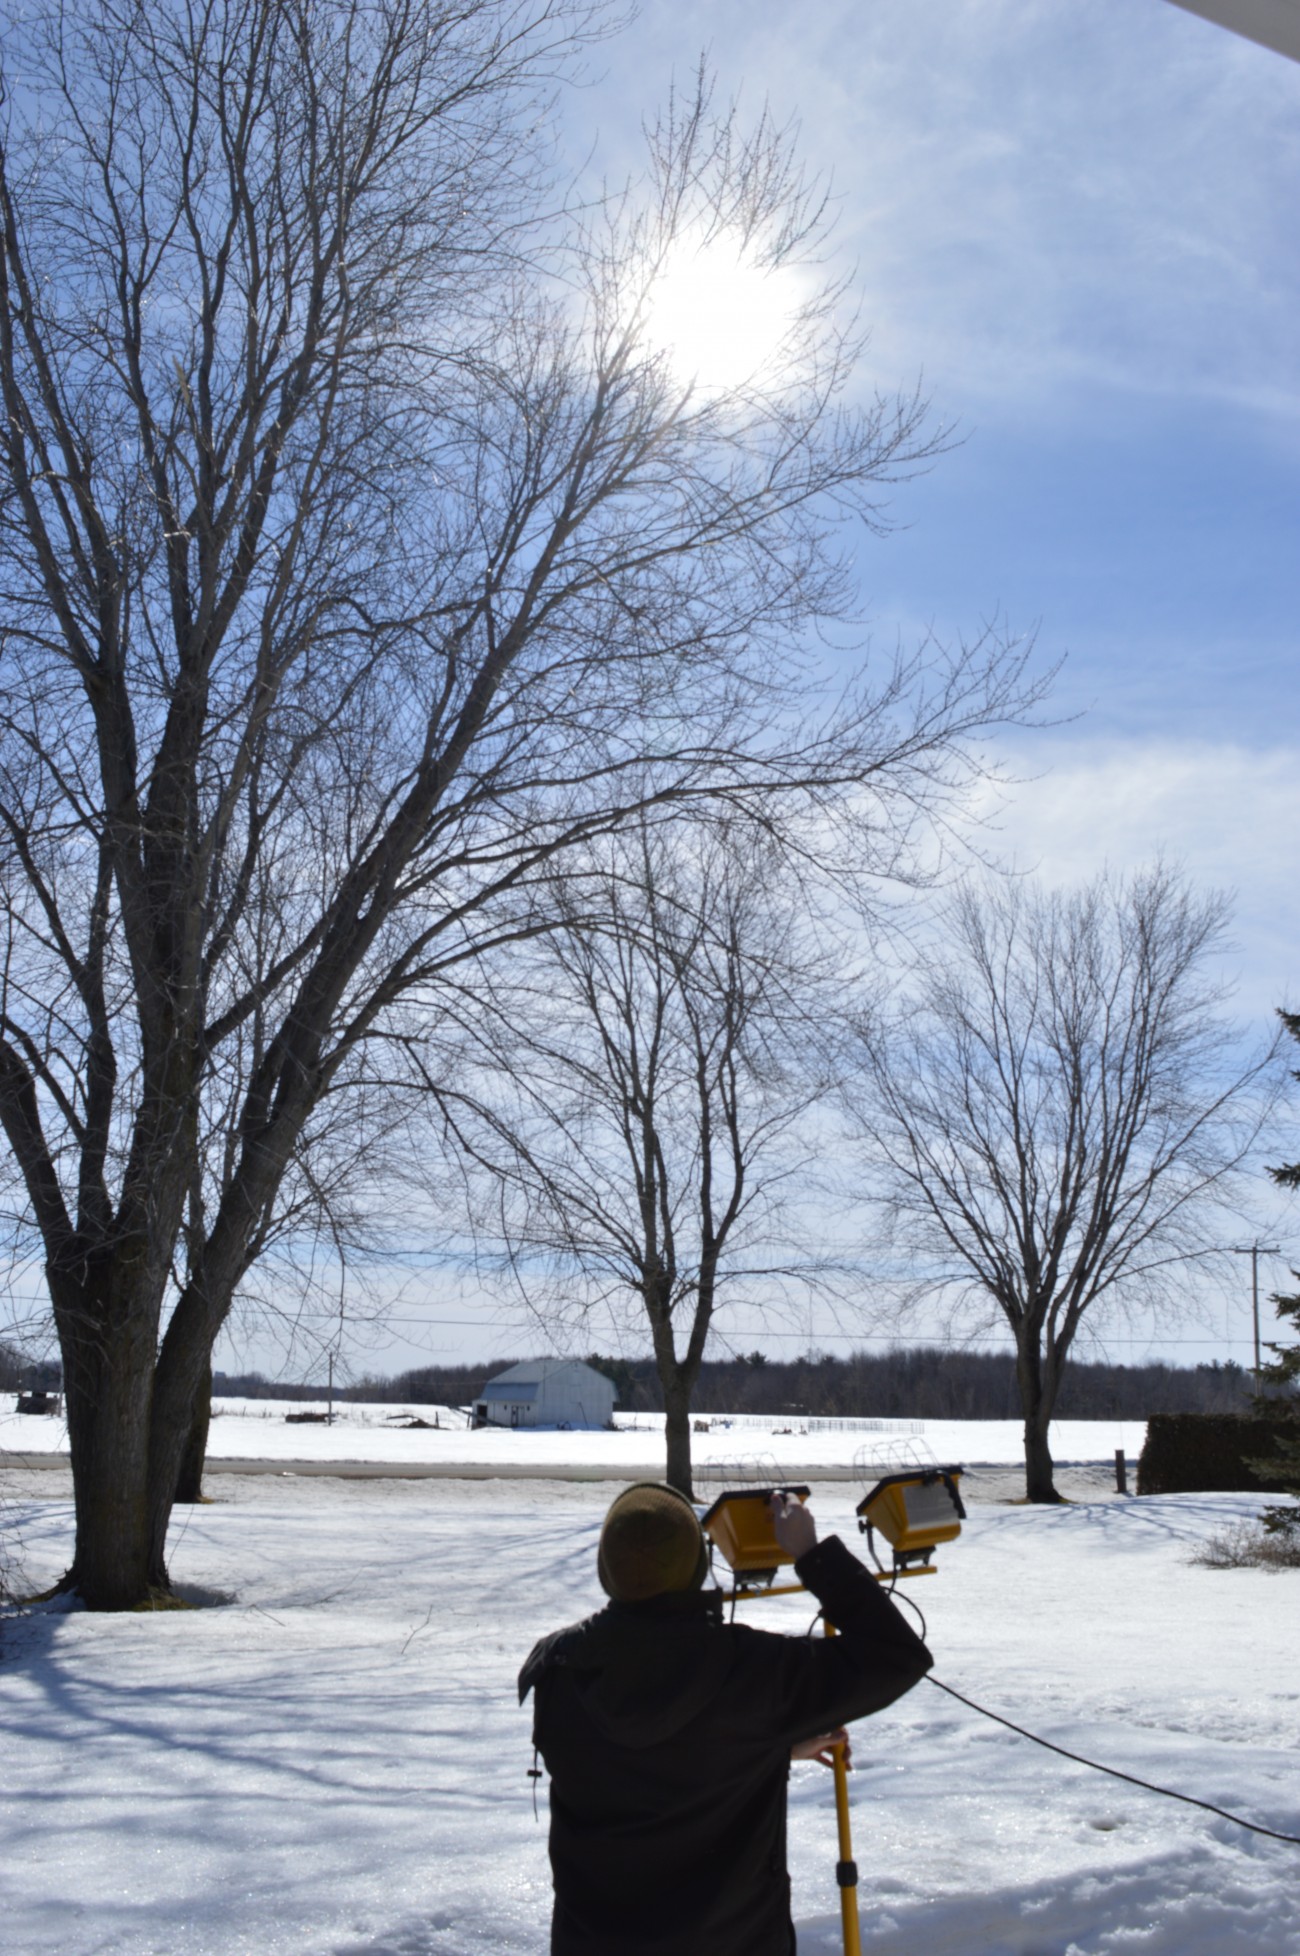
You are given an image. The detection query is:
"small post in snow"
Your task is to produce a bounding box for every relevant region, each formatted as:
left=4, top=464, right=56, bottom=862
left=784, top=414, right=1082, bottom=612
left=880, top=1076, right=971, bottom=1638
left=1114, top=1449, right=1127, bottom=1496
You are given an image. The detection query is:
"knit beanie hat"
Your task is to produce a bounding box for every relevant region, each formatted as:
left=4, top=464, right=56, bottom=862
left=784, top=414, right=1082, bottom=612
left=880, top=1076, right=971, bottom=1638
left=597, top=1481, right=708, bottom=1602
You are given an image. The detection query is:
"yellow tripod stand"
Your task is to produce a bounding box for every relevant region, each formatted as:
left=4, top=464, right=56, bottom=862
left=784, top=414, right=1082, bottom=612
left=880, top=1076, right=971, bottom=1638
left=702, top=1476, right=963, bottom=1956
left=712, top=1574, right=863, bottom=1956
left=824, top=1619, right=861, bottom=1956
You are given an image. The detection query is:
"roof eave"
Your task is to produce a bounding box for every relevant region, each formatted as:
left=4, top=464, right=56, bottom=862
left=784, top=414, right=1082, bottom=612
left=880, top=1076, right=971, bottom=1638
left=1163, top=0, right=1300, bottom=62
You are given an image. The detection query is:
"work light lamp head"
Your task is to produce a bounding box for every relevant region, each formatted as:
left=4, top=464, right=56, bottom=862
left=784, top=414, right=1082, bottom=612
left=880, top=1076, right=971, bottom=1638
left=698, top=1484, right=810, bottom=1587
left=855, top=1467, right=965, bottom=1575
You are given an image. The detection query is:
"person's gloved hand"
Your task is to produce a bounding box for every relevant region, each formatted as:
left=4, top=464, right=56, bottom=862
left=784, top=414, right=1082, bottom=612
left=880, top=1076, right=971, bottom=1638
left=769, top=1489, right=816, bottom=1560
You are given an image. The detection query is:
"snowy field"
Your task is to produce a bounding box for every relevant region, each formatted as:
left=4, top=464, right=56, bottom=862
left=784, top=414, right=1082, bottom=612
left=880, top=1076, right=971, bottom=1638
left=1, top=1444, right=1297, bottom=1956
left=0, top=1396, right=1152, bottom=1479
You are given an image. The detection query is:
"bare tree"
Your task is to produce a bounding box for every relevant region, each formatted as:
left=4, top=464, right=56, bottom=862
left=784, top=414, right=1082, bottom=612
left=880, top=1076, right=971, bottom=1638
left=446, top=820, right=843, bottom=1495
left=0, top=0, right=1040, bottom=1606
left=850, top=867, right=1278, bottom=1501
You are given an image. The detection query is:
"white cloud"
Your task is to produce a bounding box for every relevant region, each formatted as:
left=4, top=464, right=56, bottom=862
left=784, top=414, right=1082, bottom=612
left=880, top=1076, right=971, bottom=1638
left=973, top=735, right=1300, bottom=1022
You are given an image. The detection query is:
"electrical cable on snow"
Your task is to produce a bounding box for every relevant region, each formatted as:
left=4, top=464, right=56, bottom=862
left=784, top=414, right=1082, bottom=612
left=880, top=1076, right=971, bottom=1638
left=924, top=1677, right=1300, bottom=1846
left=887, top=1581, right=1300, bottom=1847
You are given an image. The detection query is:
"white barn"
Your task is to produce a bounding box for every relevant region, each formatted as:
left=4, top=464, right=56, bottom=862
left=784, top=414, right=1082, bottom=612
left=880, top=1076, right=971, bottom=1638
left=472, top=1359, right=616, bottom=1431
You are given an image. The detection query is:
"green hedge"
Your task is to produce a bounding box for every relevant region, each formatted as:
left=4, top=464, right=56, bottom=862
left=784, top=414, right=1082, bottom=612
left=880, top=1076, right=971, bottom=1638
left=1136, top=1412, right=1298, bottom=1495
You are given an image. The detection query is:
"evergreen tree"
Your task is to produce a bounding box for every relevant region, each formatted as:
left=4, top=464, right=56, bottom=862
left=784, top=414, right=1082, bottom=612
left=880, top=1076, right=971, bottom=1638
left=1253, top=1011, right=1300, bottom=1536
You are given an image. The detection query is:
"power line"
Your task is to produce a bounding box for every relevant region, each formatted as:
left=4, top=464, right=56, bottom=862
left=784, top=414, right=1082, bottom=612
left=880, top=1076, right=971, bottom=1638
left=247, top=1316, right=1260, bottom=1343
left=217, top=1314, right=1261, bottom=1351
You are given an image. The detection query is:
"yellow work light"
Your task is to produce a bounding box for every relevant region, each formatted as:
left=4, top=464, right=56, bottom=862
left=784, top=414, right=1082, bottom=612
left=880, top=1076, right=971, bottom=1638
left=855, top=1467, right=965, bottom=1574
left=698, top=1484, right=810, bottom=1586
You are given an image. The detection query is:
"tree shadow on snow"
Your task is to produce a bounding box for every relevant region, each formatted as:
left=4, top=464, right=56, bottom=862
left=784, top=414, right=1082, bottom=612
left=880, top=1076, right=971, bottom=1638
left=969, top=1491, right=1273, bottom=1554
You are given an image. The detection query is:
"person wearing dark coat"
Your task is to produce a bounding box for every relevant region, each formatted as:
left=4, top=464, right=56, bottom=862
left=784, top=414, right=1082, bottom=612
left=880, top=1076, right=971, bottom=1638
left=519, top=1480, right=933, bottom=1956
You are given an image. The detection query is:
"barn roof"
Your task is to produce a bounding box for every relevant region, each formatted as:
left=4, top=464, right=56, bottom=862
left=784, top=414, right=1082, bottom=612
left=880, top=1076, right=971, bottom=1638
left=484, top=1358, right=610, bottom=1389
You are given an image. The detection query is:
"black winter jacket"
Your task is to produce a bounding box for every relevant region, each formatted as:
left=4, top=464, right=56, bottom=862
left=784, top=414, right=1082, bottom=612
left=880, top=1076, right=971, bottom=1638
left=518, top=1535, right=932, bottom=1956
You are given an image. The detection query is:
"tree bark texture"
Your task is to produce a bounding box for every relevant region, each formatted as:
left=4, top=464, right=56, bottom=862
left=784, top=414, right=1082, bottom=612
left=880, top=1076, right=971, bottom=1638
left=59, top=1288, right=165, bottom=1606
left=175, top=1356, right=213, bottom=1506
left=661, top=1370, right=696, bottom=1501
left=1014, top=1334, right=1063, bottom=1503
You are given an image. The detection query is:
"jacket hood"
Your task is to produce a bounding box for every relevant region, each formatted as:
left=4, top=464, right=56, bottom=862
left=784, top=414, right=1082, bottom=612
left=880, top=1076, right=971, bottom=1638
left=519, top=1589, right=734, bottom=1748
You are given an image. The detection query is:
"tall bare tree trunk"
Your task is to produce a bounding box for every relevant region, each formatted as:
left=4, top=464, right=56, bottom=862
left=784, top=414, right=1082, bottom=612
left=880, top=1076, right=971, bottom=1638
left=59, top=1289, right=166, bottom=1607
left=1016, top=1338, right=1062, bottom=1503
left=47, top=1181, right=240, bottom=1600
left=650, top=1292, right=705, bottom=1499
left=175, top=1355, right=213, bottom=1505
left=662, top=1371, right=695, bottom=1499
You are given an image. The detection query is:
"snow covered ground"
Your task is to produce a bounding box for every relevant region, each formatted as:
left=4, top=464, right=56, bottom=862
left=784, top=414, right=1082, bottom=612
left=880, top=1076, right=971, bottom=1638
left=0, top=1395, right=1152, bottom=1478
left=1, top=1435, right=1297, bottom=1956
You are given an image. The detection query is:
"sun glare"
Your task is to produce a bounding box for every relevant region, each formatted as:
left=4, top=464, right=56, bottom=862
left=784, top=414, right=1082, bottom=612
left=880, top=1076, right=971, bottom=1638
left=645, top=240, right=803, bottom=393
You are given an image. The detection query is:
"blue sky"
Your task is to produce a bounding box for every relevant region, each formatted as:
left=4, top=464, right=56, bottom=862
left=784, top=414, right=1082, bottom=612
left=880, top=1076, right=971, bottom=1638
left=211, top=0, right=1299, bottom=1384
left=550, top=1, right=1299, bottom=1022
left=586, top=2, right=1297, bottom=740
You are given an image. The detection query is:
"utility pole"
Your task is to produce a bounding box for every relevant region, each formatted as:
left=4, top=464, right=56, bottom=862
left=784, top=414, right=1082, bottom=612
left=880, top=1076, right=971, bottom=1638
left=1230, top=1244, right=1280, bottom=1384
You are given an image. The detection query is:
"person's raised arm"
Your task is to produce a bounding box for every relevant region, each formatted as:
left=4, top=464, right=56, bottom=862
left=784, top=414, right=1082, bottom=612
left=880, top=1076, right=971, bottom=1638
left=761, top=1490, right=933, bottom=1749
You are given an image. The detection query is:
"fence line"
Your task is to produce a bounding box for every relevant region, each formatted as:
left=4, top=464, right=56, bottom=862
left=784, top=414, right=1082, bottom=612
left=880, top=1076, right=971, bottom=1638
left=686, top=1412, right=927, bottom=1436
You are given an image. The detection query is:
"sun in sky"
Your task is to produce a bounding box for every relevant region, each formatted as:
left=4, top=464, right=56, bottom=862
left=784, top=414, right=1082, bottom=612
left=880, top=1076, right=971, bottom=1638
left=642, top=235, right=806, bottom=392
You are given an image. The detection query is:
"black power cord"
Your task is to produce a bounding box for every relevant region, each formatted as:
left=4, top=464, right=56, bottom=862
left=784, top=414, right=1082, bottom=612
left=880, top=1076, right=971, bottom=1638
left=888, top=1584, right=1300, bottom=1849
left=925, top=1677, right=1300, bottom=1848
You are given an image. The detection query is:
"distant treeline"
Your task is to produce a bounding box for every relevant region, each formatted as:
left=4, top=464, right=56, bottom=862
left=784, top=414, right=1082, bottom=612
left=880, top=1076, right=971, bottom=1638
left=212, top=1347, right=1255, bottom=1420
left=3, top=1334, right=1260, bottom=1418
